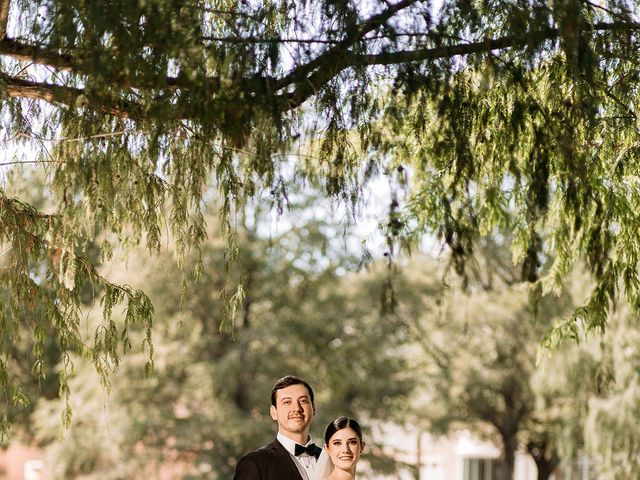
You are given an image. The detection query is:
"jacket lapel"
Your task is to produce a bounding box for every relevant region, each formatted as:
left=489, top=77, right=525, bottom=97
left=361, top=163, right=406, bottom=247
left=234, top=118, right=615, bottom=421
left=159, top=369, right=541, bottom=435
left=269, top=439, right=304, bottom=480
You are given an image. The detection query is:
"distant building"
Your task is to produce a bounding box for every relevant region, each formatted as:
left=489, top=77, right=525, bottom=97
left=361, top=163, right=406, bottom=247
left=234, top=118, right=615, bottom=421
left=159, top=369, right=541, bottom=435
left=0, top=442, right=208, bottom=479
left=366, top=423, right=598, bottom=480
left=0, top=430, right=598, bottom=479
left=0, top=443, right=48, bottom=480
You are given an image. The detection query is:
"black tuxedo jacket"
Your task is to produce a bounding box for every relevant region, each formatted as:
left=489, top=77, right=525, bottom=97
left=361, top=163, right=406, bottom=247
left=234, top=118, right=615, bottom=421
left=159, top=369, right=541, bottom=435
left=233, top=439, right=303, bottom=480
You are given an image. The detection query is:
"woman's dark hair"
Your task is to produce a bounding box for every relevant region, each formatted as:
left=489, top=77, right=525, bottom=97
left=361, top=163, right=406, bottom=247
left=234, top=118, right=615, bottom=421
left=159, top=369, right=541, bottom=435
left=271, top=375, right=315, bottom=407
left=324, top=416, right=363, bottom=444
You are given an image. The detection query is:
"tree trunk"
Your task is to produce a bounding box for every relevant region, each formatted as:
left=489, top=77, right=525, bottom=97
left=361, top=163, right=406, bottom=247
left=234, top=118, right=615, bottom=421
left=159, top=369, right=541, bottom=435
left=415, top=432, right=422, bottom=480
left=497, top=433, right=517, bottom=480
left=534, top=459, right=557, bottom=480
left=527, top=439, right=559, bottom=480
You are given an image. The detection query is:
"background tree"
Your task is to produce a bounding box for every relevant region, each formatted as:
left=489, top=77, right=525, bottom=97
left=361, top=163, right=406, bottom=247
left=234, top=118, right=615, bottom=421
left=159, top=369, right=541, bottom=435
left=416, top=285, right=557, bottom=480
left=1, top=168, right=67, bottom=441
left=582, top=303, right=640, bottom=479
left=390, top=244, right=598, bottom=480
left=528, top=338, right=607, bottom=480
left=30, top=194, right=411, bottom=479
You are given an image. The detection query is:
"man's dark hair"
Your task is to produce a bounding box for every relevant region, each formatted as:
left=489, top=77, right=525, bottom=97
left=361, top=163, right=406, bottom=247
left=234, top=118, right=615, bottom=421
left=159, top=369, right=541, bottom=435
left=271, top=375, right=315, bottom=407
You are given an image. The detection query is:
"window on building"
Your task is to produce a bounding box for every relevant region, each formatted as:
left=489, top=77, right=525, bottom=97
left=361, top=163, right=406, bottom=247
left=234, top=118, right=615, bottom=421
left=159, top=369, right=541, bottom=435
left=462, top=457, right=499, bottom=480
left=24, top=459, right=44, bottom=480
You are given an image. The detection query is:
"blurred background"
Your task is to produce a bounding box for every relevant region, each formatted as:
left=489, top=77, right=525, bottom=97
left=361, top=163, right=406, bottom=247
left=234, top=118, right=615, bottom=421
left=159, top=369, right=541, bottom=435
left=2, top=166, right=631, bottom=480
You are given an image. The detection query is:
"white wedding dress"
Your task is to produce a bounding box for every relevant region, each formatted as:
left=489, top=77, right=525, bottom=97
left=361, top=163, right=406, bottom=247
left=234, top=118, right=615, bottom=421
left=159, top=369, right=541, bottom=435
left=312, top=448, right=334, bottom=480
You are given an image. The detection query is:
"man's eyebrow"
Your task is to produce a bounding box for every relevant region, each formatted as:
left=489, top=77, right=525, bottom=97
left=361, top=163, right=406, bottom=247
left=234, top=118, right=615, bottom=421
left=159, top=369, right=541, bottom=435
left=278, top=394, right=309, bottom=401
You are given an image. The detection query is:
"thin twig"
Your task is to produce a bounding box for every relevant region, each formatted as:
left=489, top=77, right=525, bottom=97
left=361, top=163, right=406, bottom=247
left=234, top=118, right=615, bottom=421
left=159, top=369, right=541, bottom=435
left=195, top=6, right=263, bottom=21
left=0, top=160, right=64, bottom=166
left=201, top=31, right=466, bottom=45
left=14, top=61, right=33, bottom=77
left=8, top=120, right=325, bottom=163
left=583, top=0, right=631, bottom=23
left=2, top=130, right=322, bottom=167
left=200, top=35, right=341, bottom=45
left=2, top=130, right=151, bottom=143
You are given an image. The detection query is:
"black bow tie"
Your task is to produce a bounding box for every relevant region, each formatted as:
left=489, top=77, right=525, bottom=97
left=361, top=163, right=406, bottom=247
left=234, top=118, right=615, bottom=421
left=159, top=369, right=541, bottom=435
left=294, top=443, right=321, bottom=458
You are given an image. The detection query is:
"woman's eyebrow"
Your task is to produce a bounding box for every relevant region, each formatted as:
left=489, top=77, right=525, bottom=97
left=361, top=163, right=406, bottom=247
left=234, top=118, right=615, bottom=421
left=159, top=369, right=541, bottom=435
left=332, top=437, right=358, bottom=442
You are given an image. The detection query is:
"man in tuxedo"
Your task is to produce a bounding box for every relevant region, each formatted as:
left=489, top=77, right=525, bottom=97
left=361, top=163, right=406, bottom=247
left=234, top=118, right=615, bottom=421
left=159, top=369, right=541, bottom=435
left=233, top=375, right=322, bottom=480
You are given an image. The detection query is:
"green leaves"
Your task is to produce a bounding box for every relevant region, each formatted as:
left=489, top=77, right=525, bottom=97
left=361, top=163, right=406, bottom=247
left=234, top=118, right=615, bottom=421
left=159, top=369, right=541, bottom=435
left=21, top=200, right=411, bottom=478
left=2, top=0, right=640, bottom=459
left=0, top=186, right=154, bottom=438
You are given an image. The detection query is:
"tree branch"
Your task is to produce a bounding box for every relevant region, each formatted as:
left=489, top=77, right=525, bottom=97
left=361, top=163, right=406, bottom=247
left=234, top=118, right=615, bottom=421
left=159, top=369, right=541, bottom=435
left=0, top=37, right=270, bottom=97
left=4, top=75, right=142, bottom=119
left=0, top=0, right=9, bottom=40
left=275, top=0, right=422, bottom=90
left=582, top=0, right=631, bottom=23
left=3, top=15, right=640, bottom=120
left=280, top=32, right=522, bottom=110
left=280, top=21, right=640, bottom=110
left=0, top=37, right=77, bottom=68
left=0, top=192, right=57, bottom=222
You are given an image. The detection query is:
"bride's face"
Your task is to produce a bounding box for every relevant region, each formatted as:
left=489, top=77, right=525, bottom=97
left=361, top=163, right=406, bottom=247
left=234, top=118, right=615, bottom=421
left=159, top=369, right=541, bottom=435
left=326, top=427, right=364, bottom=473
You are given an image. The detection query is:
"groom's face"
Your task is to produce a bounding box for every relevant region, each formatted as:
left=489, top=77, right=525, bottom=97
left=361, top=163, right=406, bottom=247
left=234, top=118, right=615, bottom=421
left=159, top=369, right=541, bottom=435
left=270, top=384, right=316, bottom=439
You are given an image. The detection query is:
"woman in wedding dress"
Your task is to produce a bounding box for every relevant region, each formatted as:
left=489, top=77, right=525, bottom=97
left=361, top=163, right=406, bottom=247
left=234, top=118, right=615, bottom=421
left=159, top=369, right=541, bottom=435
left=314, top=417, right=365, bottom=480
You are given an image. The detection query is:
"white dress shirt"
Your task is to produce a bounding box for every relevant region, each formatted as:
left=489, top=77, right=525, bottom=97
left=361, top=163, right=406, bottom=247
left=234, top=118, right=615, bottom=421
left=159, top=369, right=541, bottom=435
left=277, top=432, right=318, bottom=480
